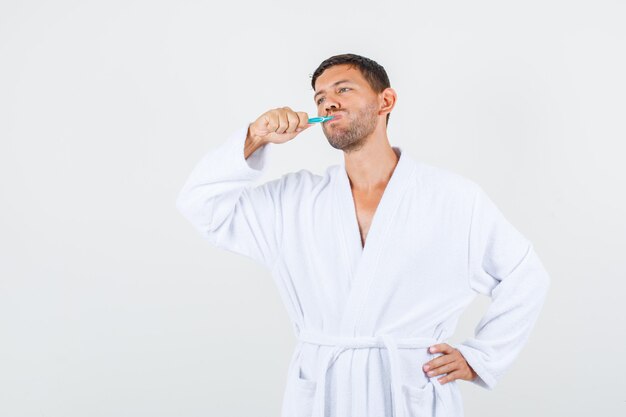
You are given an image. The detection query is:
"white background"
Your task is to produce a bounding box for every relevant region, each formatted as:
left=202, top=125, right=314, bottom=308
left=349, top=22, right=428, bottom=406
left=1, top=1, right=624, bottom=416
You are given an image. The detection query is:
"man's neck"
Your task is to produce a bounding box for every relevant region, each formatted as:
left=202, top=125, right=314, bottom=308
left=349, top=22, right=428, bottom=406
left=343, top=131, right=399, bottom=192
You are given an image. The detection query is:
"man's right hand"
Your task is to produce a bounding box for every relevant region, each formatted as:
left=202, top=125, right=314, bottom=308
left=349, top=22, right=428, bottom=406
left=247, top=107, right=312, bottom=146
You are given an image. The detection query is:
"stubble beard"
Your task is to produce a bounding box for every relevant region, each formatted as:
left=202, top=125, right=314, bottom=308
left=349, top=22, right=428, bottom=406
left=323, top=102, right=379, bottom=153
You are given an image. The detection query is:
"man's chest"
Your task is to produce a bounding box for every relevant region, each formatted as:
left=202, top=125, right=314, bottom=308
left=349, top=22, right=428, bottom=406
left=352, top=189, right=385, bottom=248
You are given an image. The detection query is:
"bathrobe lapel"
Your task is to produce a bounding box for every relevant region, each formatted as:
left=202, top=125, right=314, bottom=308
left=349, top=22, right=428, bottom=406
left=334, top=146, right=417, bottom=336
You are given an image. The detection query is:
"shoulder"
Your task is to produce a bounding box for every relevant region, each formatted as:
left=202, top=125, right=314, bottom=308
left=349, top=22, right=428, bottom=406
left=411, top=158, right=481, bottom=199
left=272, top=164, right=337, bottom=194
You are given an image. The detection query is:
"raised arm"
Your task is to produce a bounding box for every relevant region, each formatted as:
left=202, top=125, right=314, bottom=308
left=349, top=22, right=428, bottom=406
left=175, top=124, right=282, bottom=268
left=175, top=107, right=312, bottom=270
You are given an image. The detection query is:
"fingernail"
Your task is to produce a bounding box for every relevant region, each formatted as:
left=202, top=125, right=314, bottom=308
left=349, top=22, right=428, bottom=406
left=423, top=365, right=430, bottom=371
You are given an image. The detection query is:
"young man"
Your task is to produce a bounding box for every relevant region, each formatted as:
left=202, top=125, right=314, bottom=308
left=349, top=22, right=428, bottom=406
left=176, top=53, right=551, bottom=417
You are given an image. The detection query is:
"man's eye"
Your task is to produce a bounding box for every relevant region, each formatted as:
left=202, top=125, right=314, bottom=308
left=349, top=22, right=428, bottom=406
left=317, top=88, right=350, bottom=105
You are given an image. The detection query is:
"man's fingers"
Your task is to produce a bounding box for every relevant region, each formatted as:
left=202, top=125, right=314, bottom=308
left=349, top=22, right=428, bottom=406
left=251, top=107, right=312, bottom=143
left=422, top=353, right=455, bottom=372
left=429, top=343, right=454, bottom=354
left=425, top=360, right=458, bottom=377
left=285, top=110, right=300, bottom=133
left=437, top=369, right=462, bottom=385
left=276, top=111, right=288, bottom=134
left=297, top=111, right=310, bottom=129
left=422, top=345, right=477, bottom=385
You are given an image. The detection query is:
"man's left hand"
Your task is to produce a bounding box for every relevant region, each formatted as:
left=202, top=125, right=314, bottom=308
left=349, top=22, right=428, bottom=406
left=422, top=343, right=478, bottom=385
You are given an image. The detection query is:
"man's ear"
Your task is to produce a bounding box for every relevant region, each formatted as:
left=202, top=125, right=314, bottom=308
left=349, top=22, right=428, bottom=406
left=379, top=87, right=397, bottom=116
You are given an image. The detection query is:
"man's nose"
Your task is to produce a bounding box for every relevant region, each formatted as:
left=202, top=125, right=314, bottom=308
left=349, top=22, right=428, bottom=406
left=325, top=103, right=340, bottom=115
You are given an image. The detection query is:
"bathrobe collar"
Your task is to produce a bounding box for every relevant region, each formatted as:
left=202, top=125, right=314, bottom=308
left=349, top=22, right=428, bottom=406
left=333, top=145, right=417, bottom=335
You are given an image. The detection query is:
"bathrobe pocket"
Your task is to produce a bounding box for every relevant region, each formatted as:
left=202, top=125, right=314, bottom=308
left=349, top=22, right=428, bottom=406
left=292, top=363, right=317, bottom=417
left=402, top=380, right=435, bottom=417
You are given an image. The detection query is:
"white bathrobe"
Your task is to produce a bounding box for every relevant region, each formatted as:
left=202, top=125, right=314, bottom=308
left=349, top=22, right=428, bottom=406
left=175, top=125, right=551, bottom=417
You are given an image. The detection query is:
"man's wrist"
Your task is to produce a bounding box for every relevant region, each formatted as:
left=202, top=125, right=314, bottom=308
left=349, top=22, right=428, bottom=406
left=244, top=124, right=266, bottom=159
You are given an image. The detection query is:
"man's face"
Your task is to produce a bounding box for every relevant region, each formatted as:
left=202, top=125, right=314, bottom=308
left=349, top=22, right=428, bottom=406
left=313, top=64, right=380, bottom=152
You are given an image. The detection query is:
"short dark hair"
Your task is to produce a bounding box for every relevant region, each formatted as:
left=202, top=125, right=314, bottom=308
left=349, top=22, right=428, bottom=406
left=310, top=53, right=392, bottom=126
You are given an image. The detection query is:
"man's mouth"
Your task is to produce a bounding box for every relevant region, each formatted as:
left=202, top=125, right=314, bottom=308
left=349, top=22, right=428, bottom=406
left=326, top=113, right=344, bottom=122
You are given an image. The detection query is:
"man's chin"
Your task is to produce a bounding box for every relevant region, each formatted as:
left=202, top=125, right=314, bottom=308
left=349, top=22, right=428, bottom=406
left=324, top=136, right=343, bottom=149
left=326, top=136, right=356, bottom=151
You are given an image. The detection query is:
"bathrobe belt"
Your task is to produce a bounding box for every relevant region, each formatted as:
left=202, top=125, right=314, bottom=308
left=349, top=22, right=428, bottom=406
left=298, top=330, right=442, bottom=417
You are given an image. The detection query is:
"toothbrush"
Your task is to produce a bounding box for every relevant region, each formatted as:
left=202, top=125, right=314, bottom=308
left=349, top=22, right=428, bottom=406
left=308, top=116, right=335, bottom=123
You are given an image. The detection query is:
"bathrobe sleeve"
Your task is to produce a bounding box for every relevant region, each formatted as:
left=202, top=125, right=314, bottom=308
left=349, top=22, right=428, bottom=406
left=175, top=124, right=283, bottom=270
left=453, top=185, right=551, bottom=390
